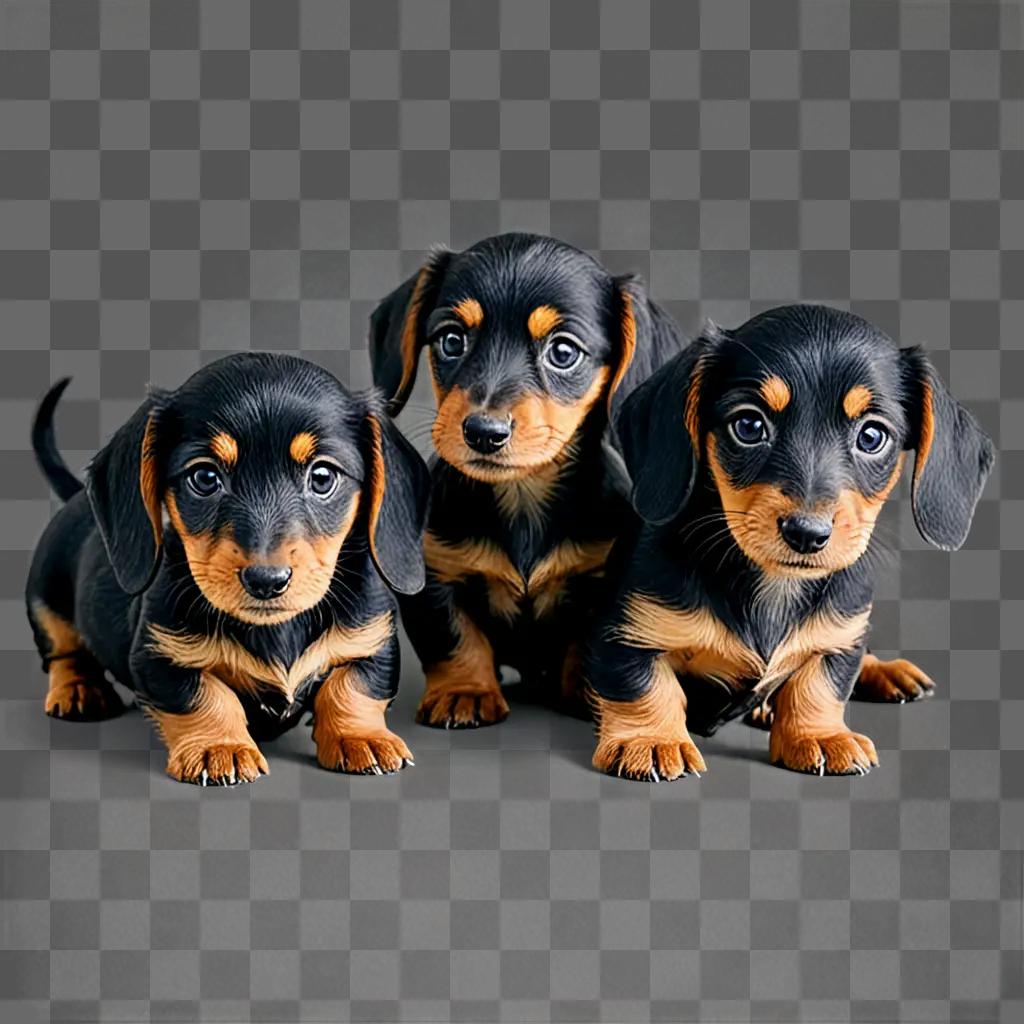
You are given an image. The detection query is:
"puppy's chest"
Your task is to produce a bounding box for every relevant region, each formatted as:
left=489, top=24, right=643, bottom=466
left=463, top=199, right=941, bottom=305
left=148, top=614, right=393, bottom=716
left=425, top=529, right=612, bottom=621
left=624, top=594, right=869, bottom=697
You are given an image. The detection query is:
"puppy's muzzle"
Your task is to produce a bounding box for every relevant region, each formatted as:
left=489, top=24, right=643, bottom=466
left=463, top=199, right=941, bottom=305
left=778, top=514, right=832, bottom=554
left=462, top=413, right=512, bottom=455
left=239, top=564, right=293, bottom=600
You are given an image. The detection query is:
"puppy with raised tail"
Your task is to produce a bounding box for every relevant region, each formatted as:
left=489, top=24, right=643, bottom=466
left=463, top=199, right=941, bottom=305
left=26, top=353, right=430, bottom=784
left=584, top=305, right=993, bottom=780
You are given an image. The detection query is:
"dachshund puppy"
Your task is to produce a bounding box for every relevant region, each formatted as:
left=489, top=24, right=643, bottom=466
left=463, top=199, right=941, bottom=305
left=584, top=305, right=993, bottom=780
left=369, top=233, right=682, bottom=728
left=26, top=354, right=430, bottom=784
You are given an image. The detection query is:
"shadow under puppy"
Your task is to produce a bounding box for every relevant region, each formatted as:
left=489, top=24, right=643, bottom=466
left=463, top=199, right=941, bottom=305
left=369, top=232, right=682, bottom=728
left=26, top=353, right=430, bottom=784
left=584, top=305, right=993, bottom=780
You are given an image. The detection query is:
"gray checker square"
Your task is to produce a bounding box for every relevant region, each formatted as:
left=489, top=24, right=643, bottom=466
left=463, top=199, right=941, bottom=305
left=0, top=0, right=1021, bottom=1021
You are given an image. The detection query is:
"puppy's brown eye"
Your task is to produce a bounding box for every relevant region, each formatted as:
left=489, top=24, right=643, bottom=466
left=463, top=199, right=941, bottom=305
left=436, top=330, right=467, bottom=360
left=185, top=463, right=222, bottom=498
left=729, top=413, right=768, bottom=446
left=856, top=422, right=889, bottom=454
left=307, top=461, right=341, bottom=498
left=545, top=336, right=583, bottom=371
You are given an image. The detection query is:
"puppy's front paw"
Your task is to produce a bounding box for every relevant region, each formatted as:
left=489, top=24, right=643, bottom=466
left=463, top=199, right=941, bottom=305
left=166, top=742, right=268, bottom=786
left=45, top=677, right=125, bottom=721
left=770, top=728, right=878, bottom=776
left=854, top=655, right=934, bottom=703
left=416, top=683, right=509, bottom=729
left=315, top=729, right=413, bottom=775
left=593, top=735, right=706, bottom=782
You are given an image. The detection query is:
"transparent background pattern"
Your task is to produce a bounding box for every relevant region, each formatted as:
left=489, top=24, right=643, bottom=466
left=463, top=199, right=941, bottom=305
left=0, top=1, right=1020, bottom=1021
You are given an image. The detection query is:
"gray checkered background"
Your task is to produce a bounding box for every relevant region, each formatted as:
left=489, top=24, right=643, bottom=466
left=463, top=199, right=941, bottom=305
left=0, top=0, right=1020, bottom=1021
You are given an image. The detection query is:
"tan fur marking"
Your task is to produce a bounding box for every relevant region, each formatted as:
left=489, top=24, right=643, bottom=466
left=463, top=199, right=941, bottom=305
left=289, top=432, right=317, bottom=464
left=312, top=665, right=412, bottom=773
left=453, top=297, right=484, bottom=330
left=684, top=359, right=704, bottom=452
left=608, top=290, right=637, bottom=413
left=147, top=613, right=393, bottom=705
left=769, top=656, right=878, bottom=774
left=616, top=592, right=870, bottom=704
left=210, top=432, right=238, bottom=468
left=424, top=532, right=611, bottom=621
left=166, top=490, right=360, bottom=625
left=146, top=672, right=268, bottom=784
left=432, top=370, right=610, bottom=483
left=527, top=304, right=561, bottom=340
left=760, top=375, right=791, bottom=413
left=417, top=612, right=508, bottom=728
left=843, top=385, right=873, bottom=419
left=397, top=265, right=433, bottom=401
left=914, top=379, right=934, bottom=485
left=140, top=414, right=163, bottom=548
left=591, top=657, right=706, bottom=781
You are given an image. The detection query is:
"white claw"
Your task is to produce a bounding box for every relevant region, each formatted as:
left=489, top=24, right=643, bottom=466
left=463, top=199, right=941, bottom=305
left=818, top=759, right=825, bottom=777
left=200, top=770, right=209, bottom=787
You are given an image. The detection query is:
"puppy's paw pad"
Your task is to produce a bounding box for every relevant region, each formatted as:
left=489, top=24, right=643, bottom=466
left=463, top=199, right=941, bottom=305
left=317, top=730, right=413, bottom=775
left=773, top=730, right=878, bottom=776
left=168, top=743, right=268, bottom=786
left=45, top=681, right=125, bottom=722
left=416, top=687, right=509, bottom=730
left=854, top=657, right=935, bottom=703
left=594, top=736, right=706, bottom=782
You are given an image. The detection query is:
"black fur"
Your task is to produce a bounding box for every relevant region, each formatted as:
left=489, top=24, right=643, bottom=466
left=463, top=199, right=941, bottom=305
left=585, top=304, right=994, bottom=778
left=26, top=353, right=430, bottom=781
left=368, top=233, right=684, bottom=725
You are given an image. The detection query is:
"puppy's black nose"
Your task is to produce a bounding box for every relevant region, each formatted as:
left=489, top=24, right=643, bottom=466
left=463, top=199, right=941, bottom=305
left=462, top=413, right=512, bottom=454
left=778, top=515, right=832, bottom=554
left=240, top=564, right=292, bottom=600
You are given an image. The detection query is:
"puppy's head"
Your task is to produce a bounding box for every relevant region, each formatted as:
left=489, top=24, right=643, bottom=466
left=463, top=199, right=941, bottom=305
left=368, top=233, right=647, bottom=482
left=617, top=305, right=994, bottom=576
left=85, top=354, right=430, bottom=620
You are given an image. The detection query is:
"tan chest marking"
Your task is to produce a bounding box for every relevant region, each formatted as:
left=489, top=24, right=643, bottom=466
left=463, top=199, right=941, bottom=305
left=618, top=593, right=870, bottom=696
left=424, top=532, right=612, bottom=620
left=147, top=613, right=393, bottom=703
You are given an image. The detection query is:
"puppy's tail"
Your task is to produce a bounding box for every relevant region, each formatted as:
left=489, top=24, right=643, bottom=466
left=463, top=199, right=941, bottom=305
left=32, top=377, right=82, bottom=502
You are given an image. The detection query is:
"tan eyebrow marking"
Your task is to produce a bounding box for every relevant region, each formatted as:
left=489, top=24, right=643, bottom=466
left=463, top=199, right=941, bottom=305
left=759, top=375, right=791, bottom=413
left=452, top=298, right=484, bottom=329
left=843, top=385, right=873, bottom=419
left=210, top=432, right=238, bottom=467
left=289, top=432, right=317, bottom=464
left=527, top=305, right=562, bottom=341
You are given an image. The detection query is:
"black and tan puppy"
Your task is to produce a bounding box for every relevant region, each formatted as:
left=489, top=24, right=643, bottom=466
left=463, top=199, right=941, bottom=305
left=584, top=305, right=993, bottom=780
left=369, top=233, right=682, bottom=727
left=26, top=354, right=430, bottom=784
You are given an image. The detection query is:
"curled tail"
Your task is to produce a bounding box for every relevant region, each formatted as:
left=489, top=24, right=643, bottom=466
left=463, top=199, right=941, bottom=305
left=32, top=377, right=82, bottom=502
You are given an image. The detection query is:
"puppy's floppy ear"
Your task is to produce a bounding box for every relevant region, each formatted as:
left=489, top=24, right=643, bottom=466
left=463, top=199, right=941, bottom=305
left=901, top=347, right=995, bottom=550
left=368, top=248, right=453, bottom=415
left=364, top=410, right=431, bottom=594
left=607, top=274, right=687, bottom=418
left=85, top=397, right=167, bottom=594
left=614, top=340, right=706, bottom=525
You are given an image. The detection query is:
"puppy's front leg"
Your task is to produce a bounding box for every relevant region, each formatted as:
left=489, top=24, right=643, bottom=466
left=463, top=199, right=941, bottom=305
left=143, top=670, right=268, bottom=786
left=402, top=579, right=508, bottom=729
left=589, top=648, right=706, bottom=783
left=313, top=635, right=413, bottom=775
left=769, top=649, right=878, bottom=776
